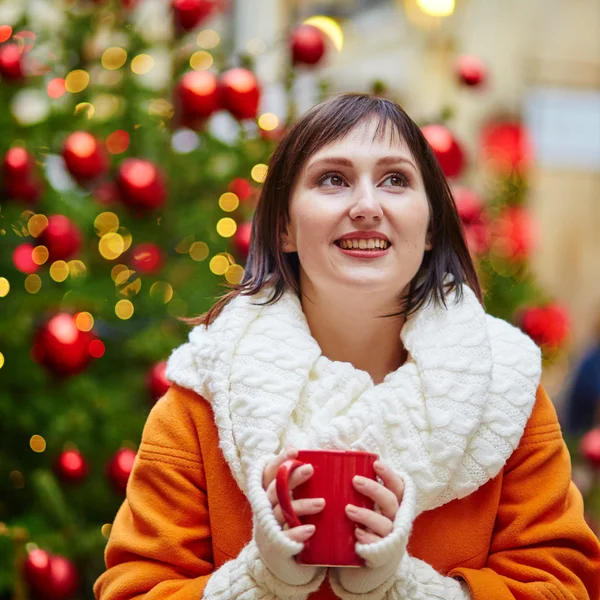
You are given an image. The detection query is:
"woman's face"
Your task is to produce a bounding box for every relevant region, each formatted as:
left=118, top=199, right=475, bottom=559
left=283, top=117, right=432, bottom=302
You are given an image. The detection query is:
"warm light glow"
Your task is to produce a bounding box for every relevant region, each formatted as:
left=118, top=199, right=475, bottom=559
left=114, top=269, right=136, bottom=286
left=31, top=246, right=49, bottom=265
left=190, top=51, right=213, bottom=71
left=218, top=192, right=239, bottom=212
left=0, top=278, right=9, bottom=297
left=0, top=352, right=4, bottom=369
left=303, top=16, right=343, bottom=51
left=89, top=339, right=105, bottom=358
left=196, top=29, right=220, bottom=49
left=106, top=130, right=130, bottom=154
left=258, top=113, right=279, bottom=131
left=99, top=233, right=125, bottom=260
left=65, top=131, right=97, bottom=158
left=68, top=260, right=87, bottom=278
left=101, top=524, right=112, bottom=539
left=75, top=311, right=94, bottom=332
left=189, top=241, right=209, bottom=261
left=27, top=214, right=48, bottom=238
left=102, top=47, right=127, bottom=70
left=47, top=314, right=78, bottom=344
left=24, top=274, right=42, bottom=294
left=149, top=281, right=173, bottom=304
left=123, top=161, right=156, bottom=187
left=209, top=254, right=229, bottom=275
left=93, top=94, right=120, bottom=120
left=0, top=25, right=12, bottom=43
left=416, top=0, right=455, bottom=17
left=175, top=235, right=195, bottom=254
left=216, top=217, right=237, bottom=238
left=118, top=227, right=133, bottom=252
left=148, top=99, right=175, bottom=118
left=74, top=102, right=95, bottom=119
left=111, top=264, right=130, bottom=281
left=65, top=70, right=90, bottom=93
left=49, top=261, right=69, bottom=282
left=94, top=212, right=120, bottom=237
left=115, top=299, right=134, bottom=320
left=30, top=435, right=46, bottom=453
left=5, top=147, right=28, bottom=171
left=13, top=244, right=38, bottom=274
left=47, top=78, right=66, bottom=99
left=225, top=264, right=244, bottom=284
left=131, top=54, right=154, bottom=75
left=251, top=163, right=268, bottom=183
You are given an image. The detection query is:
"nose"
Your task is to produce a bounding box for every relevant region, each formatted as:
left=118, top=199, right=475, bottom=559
left=348, top=178, right=383, bottom=222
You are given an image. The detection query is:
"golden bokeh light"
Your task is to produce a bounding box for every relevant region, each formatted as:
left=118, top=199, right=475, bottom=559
left=111, top=264, right=130, bottom=281
left=150, top=281, right=173, bottom=304
left=218, top=192, right=239, bottom=212
left=101, top=524, right=112, bottom=539
left=93, top=94, right=121, bottom=120
left=101, top=47, right=127, bottom=71
left=225, top=264, right=244, bottom=284
left=175, top=235, right=195, bottom=254
left=246, top=38, right=266, bottom=55
left=209, top=254, right=230, bottom=275
left=75, top=312, right=94, bottom=332
left=416, top=0, right=455, bottom=17
left=251, top=163, right=268, bottom=183
left=94, top=212, right=120, bottom=237
left=196, top=29, right=220, bottom=49
left=99, top=233, right=125, bottom=260
left=113, top=268, right=135, bottom=285
left=49, top=261, right=69, bottom=282
left=216, top=217, right=237, bottom=238
left=131, top=54, right=154, bottom=75
left=27, top=214, right=48, bottom=238
left=9, top=471, right=24, bottom=489
left=24, top=274, right=42, bottom=294
left=148, top=99, right=175, bottom=119
left=68, top=260, right=87, bottom=278
left=65, top=70, right=90, bottom=94
left=303, top=16, right=344, bottom=51
left=31, top=245, right=49, bottom=265
left=106, top=130, right=130, bottom=154
left=74, top=102, right=95, bottom=119
left=190, top=50, right=213, bottom=71
left=0, top=277, right=9, bottom=297
left=30, top=435, right=46, bottom=453
left=118, top=227, right=133, bottom=252
left=115, top=299, right=134, bottom=320
left=0, top=352, right=4, bottom=369
left=117, top=276, right=141, bottom=299
left=258, top=113, right=279, bottom=131
left=189, top=241, right=209, bottom=261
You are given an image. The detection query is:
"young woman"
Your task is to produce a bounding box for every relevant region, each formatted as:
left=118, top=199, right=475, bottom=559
left=94, top=94, right=600, bottom=600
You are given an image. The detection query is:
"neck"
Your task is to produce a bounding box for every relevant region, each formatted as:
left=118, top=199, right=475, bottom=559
left=299, top=286, right=407, bottom=384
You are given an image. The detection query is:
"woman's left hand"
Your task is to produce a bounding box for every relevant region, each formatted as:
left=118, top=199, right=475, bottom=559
left=345, top=461, right=405, bottom=544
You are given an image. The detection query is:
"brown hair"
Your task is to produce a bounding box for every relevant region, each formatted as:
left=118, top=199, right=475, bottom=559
left=182, top=93, right=483, bottom=327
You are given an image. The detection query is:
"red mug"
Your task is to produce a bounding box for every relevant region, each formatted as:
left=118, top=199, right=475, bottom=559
left=276, top=449, right=378, bottom=567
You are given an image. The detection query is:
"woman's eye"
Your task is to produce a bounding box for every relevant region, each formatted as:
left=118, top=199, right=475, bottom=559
left=383, top=173, right=410, bottom=187
left=317, top=173, right=346, bottom=187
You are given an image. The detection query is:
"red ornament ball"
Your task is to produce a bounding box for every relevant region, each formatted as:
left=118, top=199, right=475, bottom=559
left=3, top=147, right=34, bottom=179
left=480, top=121, right=533, bottom=174
left=227, top=177, right=253, bottom=202
left=453, top=187, right=489, bottom=255
left=421, top=124, right=466, bottom=179
left=218, top=68, right=261, bottom=120
left=38, top=215, right=82, bottom=262
left=54, top=449, right=89, bottom=483
left=93, top=181, right=121, bottom=205
left=62, top=131, right=108, bottom=182
left=491, top=205, right=536, bottom=262
left=13, top=243, right=39, bottom=274
left=172, top=0, right=215, bottom=32
left=24, top=550, right=79, bottom=600
left=580, top=428, right=600, bottom=469
left=117, top=158, right=167, bottom=212
left=290, top=24, right=327, bottom=66
left=107, top=448, right=137, bottom=492
left=232, top=221, right=252, bottom=259
left=147, top=361, right=171, bottom=401
left=4, top=177, right=43, bottom=204
left=521, top=304, right=570, bottom=348
left=131, top=242, right=164, bottom=275
left=176, top=71, right=221, bottom=122
left=32, top=313, right=97, bottom=377
left=0, top=43, right=24, bottom=80
left=456, top=55, right=487, bottom=88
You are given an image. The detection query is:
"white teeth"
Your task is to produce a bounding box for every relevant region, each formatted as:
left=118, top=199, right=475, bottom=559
left=338, top=239, right=389, bottom=250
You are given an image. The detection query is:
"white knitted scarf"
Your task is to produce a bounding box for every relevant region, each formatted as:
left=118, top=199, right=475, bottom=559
left=165, top=282, right=541, bottom=515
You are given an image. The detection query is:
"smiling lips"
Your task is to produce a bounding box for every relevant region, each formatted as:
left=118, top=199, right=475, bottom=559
left=335, top=238, right=390, bottom=250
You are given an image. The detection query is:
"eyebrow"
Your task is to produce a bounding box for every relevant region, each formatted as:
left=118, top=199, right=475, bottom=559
left=305, top=155, right=417, bottom=172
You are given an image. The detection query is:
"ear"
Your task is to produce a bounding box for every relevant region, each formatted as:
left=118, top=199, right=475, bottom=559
left=281, top=230, right=297, bottom=253
left=425, top=232, right=433, bottom=251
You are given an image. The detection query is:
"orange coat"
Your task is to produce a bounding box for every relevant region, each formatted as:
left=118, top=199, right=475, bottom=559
left=94, top=384, right=600, bottom=599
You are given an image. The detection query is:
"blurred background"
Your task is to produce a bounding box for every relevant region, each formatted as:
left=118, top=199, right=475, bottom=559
left=1, top=0, right=599, bottom=598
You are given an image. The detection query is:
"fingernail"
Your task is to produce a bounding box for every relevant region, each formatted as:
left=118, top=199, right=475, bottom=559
left=355, top=527, right=365, bottom=537
left=312, top=498, right=325, bottom=508
left=299, top=464, right=312, bottom=475
left=346, top=504, right=358, bottom=515
left=374, top=462, right=385, bottom=473
left=304, top=524, right=315, bottom=533
left=353, top=476, right=366, bottom=487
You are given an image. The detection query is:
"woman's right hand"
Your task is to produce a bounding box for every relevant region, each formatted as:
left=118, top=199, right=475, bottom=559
left=263, top=447, right=326, bottom=544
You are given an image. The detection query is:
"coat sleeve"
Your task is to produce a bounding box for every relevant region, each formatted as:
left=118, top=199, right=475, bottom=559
left=449, top=385, right=600, bottom=599
left=93, top=386, right=324, bottom=600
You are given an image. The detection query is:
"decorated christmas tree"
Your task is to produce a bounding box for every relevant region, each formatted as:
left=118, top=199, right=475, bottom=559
left=0, top=2, right=597, bottom=599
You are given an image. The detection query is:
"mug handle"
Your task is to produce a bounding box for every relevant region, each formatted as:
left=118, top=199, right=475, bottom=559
left=275, top=459, right=305, bottom=529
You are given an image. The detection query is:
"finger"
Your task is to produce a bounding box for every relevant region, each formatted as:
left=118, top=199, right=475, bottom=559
left=263, top=447, right=298, bottom=489
left=346, top=504, right=393, bottom=538
left=266, top=463, right=314, bottom=506
left=355, top=526, right=382, bottom=545
left=284, top=524, right=315, bottom=544
left=374, top=462, right=405, bottom=502
left=353, top=475, right=399, bottom=521
left=272, top=498, right=325, bottom=526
